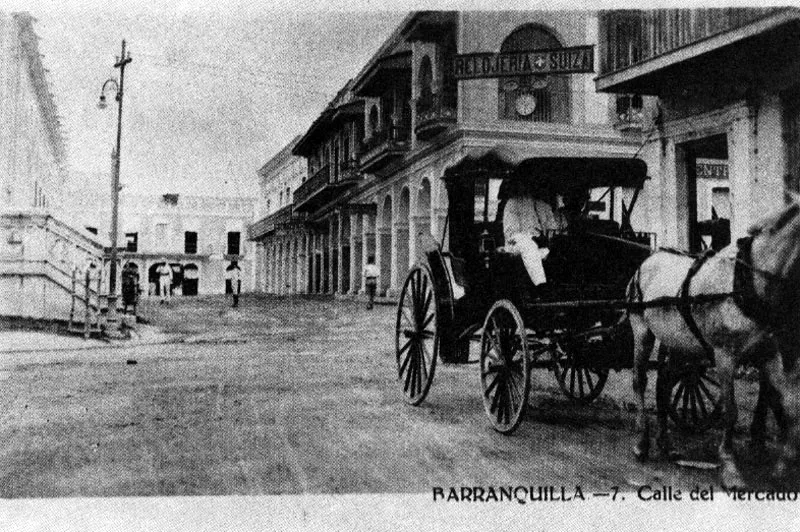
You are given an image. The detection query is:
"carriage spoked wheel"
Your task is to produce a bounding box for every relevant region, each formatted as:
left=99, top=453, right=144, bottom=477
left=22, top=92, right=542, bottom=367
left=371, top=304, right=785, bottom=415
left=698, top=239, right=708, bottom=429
left=395, top=264, right=438, bottom=406
left=479, top=300, right=531, bottom=434
left=553, top=345, right=609, bottom=404
left=658, top=362, right=721, bottom=433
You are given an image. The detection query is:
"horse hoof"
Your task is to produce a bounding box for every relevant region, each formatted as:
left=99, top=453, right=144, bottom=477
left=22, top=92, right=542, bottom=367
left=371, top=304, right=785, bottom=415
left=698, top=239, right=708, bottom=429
left=634, top=444, right=650, bottom=462
left=721, top=470, right=746, bottom=490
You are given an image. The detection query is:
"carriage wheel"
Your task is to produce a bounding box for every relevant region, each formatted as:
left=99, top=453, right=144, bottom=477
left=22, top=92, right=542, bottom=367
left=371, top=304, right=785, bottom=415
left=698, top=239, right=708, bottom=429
left=658, top=362, right=721, bottom=433
left=480, top=300, right=531, bottom=434
left=395, top=265, right=438, bottom=406
left=553, top=346, right=609, bottom=404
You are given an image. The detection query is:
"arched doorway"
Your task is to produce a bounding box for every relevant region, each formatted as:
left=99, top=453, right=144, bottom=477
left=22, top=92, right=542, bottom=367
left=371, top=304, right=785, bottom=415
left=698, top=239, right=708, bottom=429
left=183, top=263, right=199, bottom=296
left=148, top=263, right=163, bottom=296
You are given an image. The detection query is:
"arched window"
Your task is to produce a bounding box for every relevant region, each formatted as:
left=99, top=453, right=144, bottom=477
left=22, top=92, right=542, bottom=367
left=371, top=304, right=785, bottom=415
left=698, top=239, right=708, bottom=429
left=286, top=187, right=291, bottom=204
left=368, top=104, right=379, bottom=136
left=418, top=55, right=433, bottom=108
left=498, top=25, right=570, bottom=123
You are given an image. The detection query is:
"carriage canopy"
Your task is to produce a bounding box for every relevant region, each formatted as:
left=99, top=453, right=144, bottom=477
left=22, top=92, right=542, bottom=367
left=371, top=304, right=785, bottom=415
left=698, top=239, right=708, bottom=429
left=443, top=146, right=649, bottom=195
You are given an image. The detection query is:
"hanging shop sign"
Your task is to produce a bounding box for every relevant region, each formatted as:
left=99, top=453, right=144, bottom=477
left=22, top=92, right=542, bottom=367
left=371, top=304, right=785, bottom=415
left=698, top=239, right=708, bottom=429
left=453, top=45, right=594, bottom=80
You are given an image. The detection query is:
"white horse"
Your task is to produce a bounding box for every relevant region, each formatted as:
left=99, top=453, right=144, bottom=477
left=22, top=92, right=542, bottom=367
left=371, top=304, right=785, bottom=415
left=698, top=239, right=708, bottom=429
left=627, top=201, right=800, bottom=488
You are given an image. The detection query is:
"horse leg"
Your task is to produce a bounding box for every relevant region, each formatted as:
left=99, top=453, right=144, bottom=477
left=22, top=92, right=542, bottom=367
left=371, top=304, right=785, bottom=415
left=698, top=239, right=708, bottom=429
left=655, top=346, right=676, bottom=460
left=761, top=356, right=799, bottom=482
left=749, top=369, right=771, bottom=451
left=716, top=350, right=746, bottom=488
left=631, top=318, right=655, bottom=461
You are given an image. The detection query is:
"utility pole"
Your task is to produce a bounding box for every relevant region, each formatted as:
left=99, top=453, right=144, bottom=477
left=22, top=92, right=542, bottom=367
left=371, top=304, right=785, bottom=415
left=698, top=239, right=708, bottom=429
left=100, top=39, right=132, bottom=328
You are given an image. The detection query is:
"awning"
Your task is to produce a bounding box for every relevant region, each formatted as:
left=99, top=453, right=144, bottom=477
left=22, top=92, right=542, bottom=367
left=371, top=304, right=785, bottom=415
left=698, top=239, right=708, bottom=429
left=443, top=146, right=648, bottom=194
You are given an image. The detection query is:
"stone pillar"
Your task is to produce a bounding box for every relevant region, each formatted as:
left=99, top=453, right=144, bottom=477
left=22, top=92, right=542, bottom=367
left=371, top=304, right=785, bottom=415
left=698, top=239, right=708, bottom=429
left=337, top=211, right=346, bottom=295
left=376, top=226, right=391, bottom=296
left=310, top=233, right=317, bottom=294
left=349, top=213, right=362, bottom=295
left=432, top=207, right=448, bottom=250
left=392, top=220, right=409, bottom=293
left=729, top=114, right=755, bottom=241
left=362, top=214, right=376, bottom=295
left=327, top=218, right=335, bottom=294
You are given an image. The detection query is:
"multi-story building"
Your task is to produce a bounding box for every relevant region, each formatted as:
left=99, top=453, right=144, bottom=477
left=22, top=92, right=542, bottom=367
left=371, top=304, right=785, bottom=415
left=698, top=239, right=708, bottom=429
left=255, top=11, right=647, bottom=297
left=0, top=12, right=67, bottom=212
left=596, top=8, right=798, bottom=251
left=248, top=135, right=308, bottom=294
left=0, top=12, right=104, bottom=321
left=104, top=193, right=255, bottom=297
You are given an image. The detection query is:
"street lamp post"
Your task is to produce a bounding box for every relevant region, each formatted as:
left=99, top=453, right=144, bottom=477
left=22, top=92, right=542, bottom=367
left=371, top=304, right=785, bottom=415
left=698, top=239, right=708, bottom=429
left=98, top=39, right=132, bottom=327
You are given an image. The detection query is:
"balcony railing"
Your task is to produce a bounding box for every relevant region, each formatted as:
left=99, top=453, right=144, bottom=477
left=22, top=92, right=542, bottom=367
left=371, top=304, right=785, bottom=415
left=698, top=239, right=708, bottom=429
left=294, top=164, right=330, bottom=207
left=415, top=90, right=457, bottom=140
left=248, top=203, right=306, bottom=240
left=599, top=8, right=783, bottom=76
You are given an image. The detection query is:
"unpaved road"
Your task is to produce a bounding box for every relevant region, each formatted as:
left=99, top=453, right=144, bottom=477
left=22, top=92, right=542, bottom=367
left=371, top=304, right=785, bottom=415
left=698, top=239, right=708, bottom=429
left=0, top=294, right=792, bottom=497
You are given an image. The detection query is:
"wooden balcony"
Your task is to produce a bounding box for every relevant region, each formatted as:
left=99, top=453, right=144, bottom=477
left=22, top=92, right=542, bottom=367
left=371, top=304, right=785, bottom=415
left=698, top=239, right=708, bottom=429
left=415, top=91, right=457, bottom=141
left=248, top=204, right=302, bottom=240
left=359, top=125, right=411, bottom=174
left=293, top=161, right=361, bottom=213
left=596, top=8, right=797, bottom=94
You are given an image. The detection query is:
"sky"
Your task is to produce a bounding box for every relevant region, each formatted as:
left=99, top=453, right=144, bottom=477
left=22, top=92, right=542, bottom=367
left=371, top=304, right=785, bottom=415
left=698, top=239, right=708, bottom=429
left=6, top=1, right=406, bottom=197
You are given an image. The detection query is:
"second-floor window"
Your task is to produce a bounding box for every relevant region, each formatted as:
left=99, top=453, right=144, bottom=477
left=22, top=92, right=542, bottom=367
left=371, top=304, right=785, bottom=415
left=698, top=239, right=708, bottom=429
left=125, top=232, right=138, bottom=252
left=227, top=231, right=241, bottom=255
left=184, top=231, right=198, bottom=254
left=498, top=24, right=570, bottom=123
left=419, top=55, right=433, bottom=106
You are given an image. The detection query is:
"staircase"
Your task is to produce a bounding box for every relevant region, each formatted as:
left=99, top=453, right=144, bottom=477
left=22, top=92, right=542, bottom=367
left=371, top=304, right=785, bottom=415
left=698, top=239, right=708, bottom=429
left=1, top=210, right=107, bottom=329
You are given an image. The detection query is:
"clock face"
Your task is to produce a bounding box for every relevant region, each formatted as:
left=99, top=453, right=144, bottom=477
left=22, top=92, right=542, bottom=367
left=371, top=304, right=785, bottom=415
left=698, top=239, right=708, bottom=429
left=515, top=93, right=537, bottom=116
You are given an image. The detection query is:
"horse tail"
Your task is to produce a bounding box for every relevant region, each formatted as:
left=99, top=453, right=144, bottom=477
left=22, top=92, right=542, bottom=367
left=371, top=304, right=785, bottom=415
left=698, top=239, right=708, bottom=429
left=626, top=266, right=644, bottom=315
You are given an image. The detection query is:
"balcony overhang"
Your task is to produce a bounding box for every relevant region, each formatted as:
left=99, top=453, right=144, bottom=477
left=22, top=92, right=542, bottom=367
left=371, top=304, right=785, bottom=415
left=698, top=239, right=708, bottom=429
left=596, top=9, right=800, bottom=95
left=248, top=204, right=299, bottom=240
left=293, top=176, right=360, bottom=214
left=359, top=140, right=409, bottom=174
left=402, top=11, right=457, bottom=43
left=353, top=51, right=412, bottom=97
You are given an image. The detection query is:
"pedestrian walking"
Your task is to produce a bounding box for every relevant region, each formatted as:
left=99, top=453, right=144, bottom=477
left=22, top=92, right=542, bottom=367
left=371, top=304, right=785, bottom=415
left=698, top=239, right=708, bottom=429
left=226, top=261, right=242, bottom=308
left=157, top=262, right=173, bottom=304
left=364, top=256, right=379, bottom=310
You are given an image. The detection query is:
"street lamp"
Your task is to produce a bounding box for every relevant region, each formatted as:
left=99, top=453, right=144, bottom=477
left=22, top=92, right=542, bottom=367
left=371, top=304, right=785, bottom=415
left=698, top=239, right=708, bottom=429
left=98, top=39, right=132, bottom=329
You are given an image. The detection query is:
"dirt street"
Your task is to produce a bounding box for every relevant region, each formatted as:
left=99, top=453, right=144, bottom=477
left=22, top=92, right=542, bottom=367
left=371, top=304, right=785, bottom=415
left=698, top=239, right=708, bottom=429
left=0, top=294, right=792, bottom=497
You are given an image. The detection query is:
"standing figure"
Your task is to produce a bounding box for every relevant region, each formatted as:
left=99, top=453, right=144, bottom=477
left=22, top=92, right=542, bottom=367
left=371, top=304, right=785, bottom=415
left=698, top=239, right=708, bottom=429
left=364, top=256, right=379, bottom=310
left=226, top=261, right=242, bottom=308
left=157, top=263, right=173, bottom=304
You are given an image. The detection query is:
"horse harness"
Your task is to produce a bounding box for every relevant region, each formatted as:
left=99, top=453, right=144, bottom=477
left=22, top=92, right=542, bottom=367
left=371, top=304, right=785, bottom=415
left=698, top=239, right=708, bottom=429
left=671, top=236, right=774, bottom=363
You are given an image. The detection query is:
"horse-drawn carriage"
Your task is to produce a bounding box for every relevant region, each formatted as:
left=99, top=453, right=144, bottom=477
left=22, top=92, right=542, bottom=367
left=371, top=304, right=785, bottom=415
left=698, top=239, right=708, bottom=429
left=394, top=148, right=721, bottom=434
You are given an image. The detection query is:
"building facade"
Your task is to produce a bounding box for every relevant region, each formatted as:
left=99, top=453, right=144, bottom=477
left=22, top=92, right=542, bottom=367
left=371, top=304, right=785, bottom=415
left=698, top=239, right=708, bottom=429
left=0, top=12, right=67, bottom=212
left=596, top=8, right=799, bottom=251
left=107, top=193, right=255, bottom=297
left=253, top=11, right=647, bottom=298
left=249, top=135, right=308, bottom=294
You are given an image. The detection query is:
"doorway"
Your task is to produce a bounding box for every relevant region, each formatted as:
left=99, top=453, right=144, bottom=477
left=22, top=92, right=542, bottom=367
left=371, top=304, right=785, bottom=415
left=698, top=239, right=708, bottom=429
left=183, top=263, right=199, bottom=296
left=677, top=134, right=731, bottom=252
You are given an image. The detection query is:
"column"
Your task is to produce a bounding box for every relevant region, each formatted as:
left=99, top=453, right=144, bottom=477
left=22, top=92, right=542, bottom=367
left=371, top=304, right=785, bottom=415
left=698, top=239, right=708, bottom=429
left=311, top=232, right=319, bottom=293
left=349, top=213, right=361, bottom=295
left=337, top=211, right=346, bottom=295
left=376, top=225, right=391, bottom=296
left=362, top=213, right=376, bottom=295
left=729, top=113, right=756, bottom=240
left=327, top=218, right=335, bottom=294
left=391, top=220, right=409, bottom=294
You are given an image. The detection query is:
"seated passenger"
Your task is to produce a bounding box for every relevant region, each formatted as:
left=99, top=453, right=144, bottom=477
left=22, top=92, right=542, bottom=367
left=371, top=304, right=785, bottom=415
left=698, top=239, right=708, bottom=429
left=502, top=193, right=565, bottom=286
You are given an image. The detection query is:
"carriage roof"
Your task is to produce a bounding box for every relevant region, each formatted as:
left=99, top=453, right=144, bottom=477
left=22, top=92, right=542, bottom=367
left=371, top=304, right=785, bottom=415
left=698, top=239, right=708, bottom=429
left=443, top=146, right=648, bottom=196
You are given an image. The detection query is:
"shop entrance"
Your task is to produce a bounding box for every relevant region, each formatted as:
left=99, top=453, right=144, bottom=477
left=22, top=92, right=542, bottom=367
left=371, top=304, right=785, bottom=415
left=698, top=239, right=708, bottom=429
left=677, top=134, right=731, bottom=253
